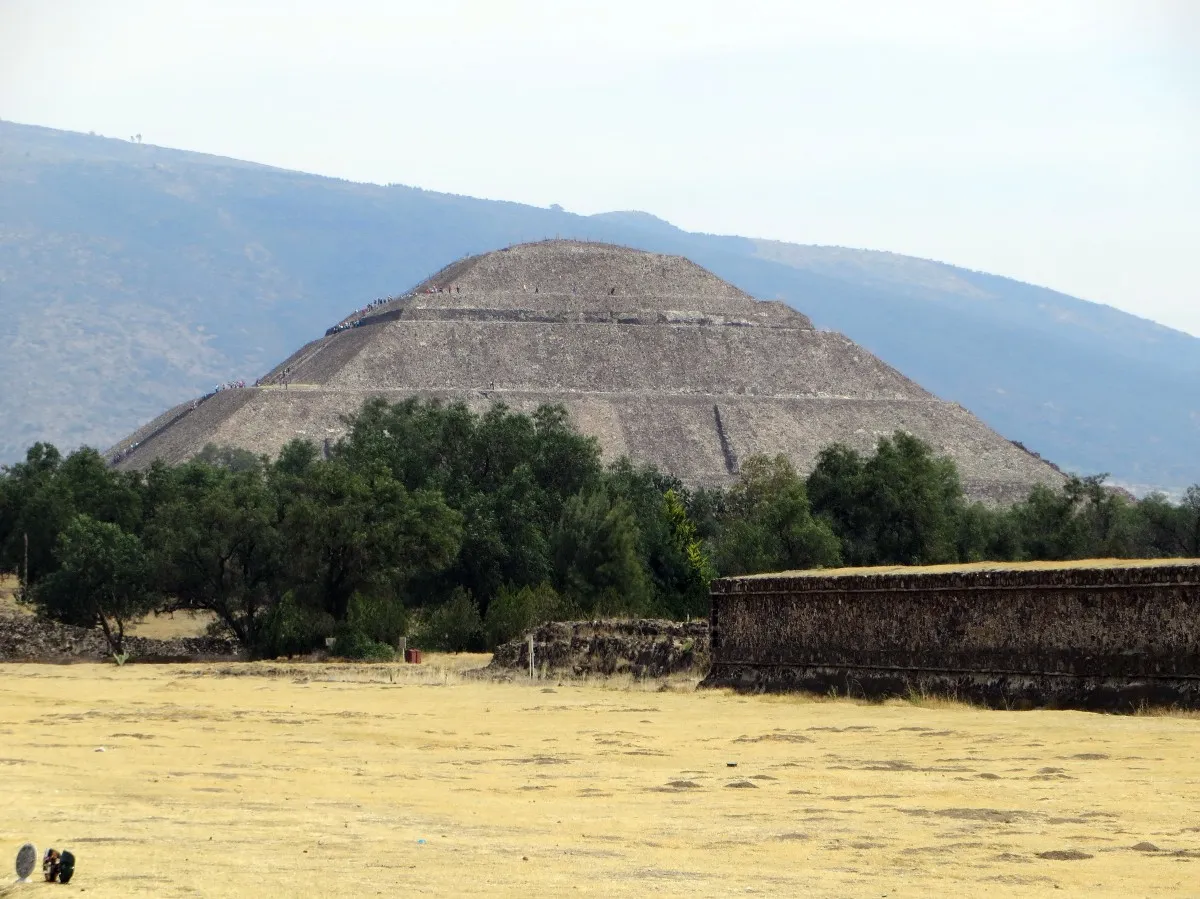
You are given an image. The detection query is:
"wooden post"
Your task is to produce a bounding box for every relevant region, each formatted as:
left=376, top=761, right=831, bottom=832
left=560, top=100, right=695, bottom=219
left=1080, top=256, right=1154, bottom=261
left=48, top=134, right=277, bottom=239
left=397, top=636, right=407, bottom=658
left=528, top=634, right=535, bottom=680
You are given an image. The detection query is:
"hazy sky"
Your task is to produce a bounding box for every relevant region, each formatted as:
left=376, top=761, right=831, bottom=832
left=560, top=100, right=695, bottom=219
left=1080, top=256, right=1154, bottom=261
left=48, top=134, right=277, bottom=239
left=2, top=0, right=1198, bottom=335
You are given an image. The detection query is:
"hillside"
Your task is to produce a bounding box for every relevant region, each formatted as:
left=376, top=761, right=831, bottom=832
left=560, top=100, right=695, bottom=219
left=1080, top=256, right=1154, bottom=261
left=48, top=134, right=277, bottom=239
left=2, top=120, right=1197, bottom=490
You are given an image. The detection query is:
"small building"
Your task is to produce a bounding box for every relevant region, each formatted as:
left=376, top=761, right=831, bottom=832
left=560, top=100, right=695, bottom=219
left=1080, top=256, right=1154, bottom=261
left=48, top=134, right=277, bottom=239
left=701, top=559, right=1200, bottom=711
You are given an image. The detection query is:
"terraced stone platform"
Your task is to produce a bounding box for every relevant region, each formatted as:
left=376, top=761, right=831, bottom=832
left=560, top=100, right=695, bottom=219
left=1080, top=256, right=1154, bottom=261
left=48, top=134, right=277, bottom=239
left=110, top=240, right=1064, bottom=502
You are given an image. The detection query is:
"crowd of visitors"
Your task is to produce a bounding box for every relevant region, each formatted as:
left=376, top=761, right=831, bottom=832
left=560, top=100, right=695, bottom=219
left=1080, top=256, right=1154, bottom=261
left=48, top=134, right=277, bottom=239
left=108, top=441, right=141, bottom=465
left=323, top=295, right=399, bottom=336
left=108, top=377, right=252, bottom=465
left=321, top=277, right=471, bottom=337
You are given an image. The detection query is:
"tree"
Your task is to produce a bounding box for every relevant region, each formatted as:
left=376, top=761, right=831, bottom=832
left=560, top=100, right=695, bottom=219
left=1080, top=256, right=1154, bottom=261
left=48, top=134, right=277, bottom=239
left=804, top=442, right=875, bottom=565
left=713, top=455, right=841, bottom=576
left=1184, top=487, right=1200, bottom=557
left=955, top=501, right=1022, bottom=563
left=0, top=445, right=142, bottom=588
left=30, top=515, right=157, bottom=657
left=424, top=587, right=484, bottom=651
left=144, top=461, right=282, bottom=655
left=1011, top=482, right=1089, bottom=560
left=604, top=459, right=712, bottom=617
left=663, top=488, right=715, bottom=608
left=807, top=434, right=963, bottom=566
left=552, top=487, right=650, bottom=616
left=484, top=582, right=564, bottom=649
left=859, top=433, right=964, bottom=565
left=337, top=398, right=602, bottom=609
left=276, top=458, right=461, bottom=625
left=1009, top=475, right=1147, bottom=561
left=0, top=443, right=64, bottom=586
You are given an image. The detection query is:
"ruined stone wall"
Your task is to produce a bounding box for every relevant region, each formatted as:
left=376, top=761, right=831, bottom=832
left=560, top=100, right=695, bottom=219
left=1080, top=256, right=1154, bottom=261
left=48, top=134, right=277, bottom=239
left=0, top=612, right=238, bottom=663
left=489, top=619, right=710, bottom=679
left=701, top=562, right=1200, bottom=710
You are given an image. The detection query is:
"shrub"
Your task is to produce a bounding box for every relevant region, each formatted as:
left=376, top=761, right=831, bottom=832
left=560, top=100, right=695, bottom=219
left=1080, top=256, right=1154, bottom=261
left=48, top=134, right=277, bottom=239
left=422, top=587, right=484, bottom=652
left=330, top=628, right=395, bottom=661
left=255, top=592, right=333, bottom=659
left=347, top=591, right=408, bottom=648
left=484, top=582, right=564, bottom=649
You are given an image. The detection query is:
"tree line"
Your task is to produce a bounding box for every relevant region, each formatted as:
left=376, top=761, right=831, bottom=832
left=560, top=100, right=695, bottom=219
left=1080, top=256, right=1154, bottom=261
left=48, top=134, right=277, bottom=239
left=1, top=398, right=1197, bottom=660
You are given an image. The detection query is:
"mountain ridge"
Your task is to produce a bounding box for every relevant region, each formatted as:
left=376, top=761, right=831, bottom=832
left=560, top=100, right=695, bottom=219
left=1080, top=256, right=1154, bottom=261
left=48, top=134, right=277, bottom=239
left=1, top=119, right=1196, bottom=490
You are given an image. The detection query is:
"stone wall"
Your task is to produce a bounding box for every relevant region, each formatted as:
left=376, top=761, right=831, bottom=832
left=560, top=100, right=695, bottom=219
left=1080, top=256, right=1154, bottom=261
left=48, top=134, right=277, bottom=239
left=701, top=561, right=1200, bottom=710
left=0, top=612, right=238, bottom=663
left=489, top=619, right=709, bottom=678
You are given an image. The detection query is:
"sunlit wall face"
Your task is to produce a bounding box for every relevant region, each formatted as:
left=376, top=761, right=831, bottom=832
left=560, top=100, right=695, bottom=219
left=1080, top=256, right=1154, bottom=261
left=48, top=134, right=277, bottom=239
left=1, top=0, right=1196, bottom=336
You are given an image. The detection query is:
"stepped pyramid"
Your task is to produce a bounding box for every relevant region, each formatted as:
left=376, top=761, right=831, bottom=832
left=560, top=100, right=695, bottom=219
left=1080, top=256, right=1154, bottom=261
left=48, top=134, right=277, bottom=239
left=110, top=240, right=1063, bottom=502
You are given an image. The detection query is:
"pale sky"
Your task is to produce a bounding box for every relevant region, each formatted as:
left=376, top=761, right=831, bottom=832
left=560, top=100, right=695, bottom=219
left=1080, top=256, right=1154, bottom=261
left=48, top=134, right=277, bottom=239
left=2, top=0, right=1198, bottom=335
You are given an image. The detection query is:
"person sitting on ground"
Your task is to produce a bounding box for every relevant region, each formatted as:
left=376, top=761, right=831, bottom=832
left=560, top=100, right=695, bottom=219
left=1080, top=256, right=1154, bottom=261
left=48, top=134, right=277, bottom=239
left=43, top=848, right=60, bottom=882
left=58, top=850, right=75, bottom=884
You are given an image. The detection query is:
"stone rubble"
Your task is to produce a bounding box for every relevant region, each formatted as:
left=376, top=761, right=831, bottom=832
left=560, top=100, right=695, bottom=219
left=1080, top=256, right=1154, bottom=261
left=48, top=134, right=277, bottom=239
left=0, top=611, right=238, bottom=662
left=489, top=618, right=710, bottom=679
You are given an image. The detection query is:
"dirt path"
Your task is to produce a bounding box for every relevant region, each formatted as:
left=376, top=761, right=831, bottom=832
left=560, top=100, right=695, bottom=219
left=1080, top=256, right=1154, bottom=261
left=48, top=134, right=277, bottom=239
left=1, top=662, right=1197, bottom=897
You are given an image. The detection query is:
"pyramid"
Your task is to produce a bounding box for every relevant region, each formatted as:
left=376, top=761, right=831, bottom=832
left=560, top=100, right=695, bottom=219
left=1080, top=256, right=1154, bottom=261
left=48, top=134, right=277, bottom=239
left=110, top=240, right=1063, bottom=502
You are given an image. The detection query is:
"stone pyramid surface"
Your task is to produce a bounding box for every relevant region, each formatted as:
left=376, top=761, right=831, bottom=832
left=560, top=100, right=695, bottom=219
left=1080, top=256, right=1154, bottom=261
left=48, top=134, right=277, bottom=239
left=110, top=240, right=1063, bottom=502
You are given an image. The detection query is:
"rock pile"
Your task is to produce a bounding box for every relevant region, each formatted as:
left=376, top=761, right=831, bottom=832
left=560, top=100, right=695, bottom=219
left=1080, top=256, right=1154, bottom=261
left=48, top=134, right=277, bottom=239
left=0, top=612, right=238, bottom=662
left=489, top=619, right=710, bottom=679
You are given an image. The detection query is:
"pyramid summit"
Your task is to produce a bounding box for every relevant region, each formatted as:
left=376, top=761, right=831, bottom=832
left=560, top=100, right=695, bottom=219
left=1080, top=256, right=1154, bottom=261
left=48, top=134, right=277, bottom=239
left=110, top=240, right=1062, bottom=502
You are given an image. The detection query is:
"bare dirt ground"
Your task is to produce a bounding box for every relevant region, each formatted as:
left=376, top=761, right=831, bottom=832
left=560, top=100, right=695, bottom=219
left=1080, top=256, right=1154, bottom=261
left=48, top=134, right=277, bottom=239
left=1, top=660, right=1198, bottom=898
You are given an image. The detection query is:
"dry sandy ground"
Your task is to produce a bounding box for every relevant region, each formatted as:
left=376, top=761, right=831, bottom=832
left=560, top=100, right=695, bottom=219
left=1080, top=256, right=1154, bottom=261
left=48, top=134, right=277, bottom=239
left=1, top=662, right=1199, bottom=898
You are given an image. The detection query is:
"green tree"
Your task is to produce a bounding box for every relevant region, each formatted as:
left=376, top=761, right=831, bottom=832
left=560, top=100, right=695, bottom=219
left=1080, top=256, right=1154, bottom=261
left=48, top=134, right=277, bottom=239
left=338, top=398, right=602, bottom=609
left=1183, top=487, right=1200, bottom=556
left=807, top=433, right=963, bottom=566
left=603, top=459, right=712, bottom=618
left=483, top=581, right=565, bottom=649
left=0, top=443, right=64, bottom=586
left=713, top=455, right=842, bottom=575
left=552, top=486, right=651, bottom=616
left=345, top=590, right=409, bottom=650
left=276, top=458, right=462, bottom=625
left=1011, top=482, right=1090, bottom=560
left=30, top=515, right=157, bottom=657
left=955, top=501, right=1022, bottom=563
left=663, top=488, right=715, bottom=603
left=144, top=461, right=282, bottom=655
left=1008, top=475, right=1149, bottom=561
left=1133, top=492, right=1186, bottom=557
left=0, top=445, right=142, bottom=588
left=424, top=587, right=484, bottom=651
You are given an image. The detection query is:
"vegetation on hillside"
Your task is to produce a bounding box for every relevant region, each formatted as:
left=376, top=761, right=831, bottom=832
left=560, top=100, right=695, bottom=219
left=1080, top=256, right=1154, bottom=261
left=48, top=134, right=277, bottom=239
left=2, top=399, right=1197, bottom=659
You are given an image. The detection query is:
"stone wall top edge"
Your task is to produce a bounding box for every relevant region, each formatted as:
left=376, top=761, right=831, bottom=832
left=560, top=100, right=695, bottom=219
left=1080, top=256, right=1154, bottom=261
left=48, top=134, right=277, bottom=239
left=710, top=563, right=1200, bottom=594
